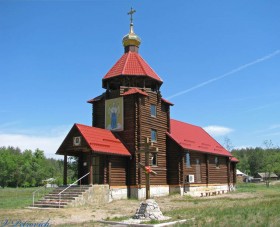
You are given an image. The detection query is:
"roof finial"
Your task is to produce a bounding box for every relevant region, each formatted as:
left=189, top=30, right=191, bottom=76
left=122, top=7, right=141, bottom=52
left=127, top=7, right=136, bottom=25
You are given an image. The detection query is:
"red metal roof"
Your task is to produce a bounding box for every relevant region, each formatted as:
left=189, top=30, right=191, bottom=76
left=76, top=124, right=131, bottom=156
left=122, top=88, right=148, bottom=96
left=168, top=119, right=232, bottom=157
left=231, top=157, right=239, bottom=162
left=103, top=51, right=163, bottom=83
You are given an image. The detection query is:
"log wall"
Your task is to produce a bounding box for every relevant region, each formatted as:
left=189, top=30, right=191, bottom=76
left=230, top=162, right=237, bottom=184
left=181, top=151, right=207, bottom=184
left=92, top=99, right=105, bottom=129
left=109, top=155, right=128, bottom=186
left=167, top=138, right=232, bottom=186
left=208, top=156, right=228, bottom=184
left=167, top=138, right=181, bottom=185
left=137, top=91, right=169, bottom=186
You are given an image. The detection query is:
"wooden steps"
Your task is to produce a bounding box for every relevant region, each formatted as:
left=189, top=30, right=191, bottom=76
left=32, top=185, right=92, bottom=208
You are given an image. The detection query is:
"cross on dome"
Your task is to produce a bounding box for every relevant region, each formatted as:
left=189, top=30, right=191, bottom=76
left=122, top=7, right=141, bottom=50
left=128, top=7, right=136, bottom=24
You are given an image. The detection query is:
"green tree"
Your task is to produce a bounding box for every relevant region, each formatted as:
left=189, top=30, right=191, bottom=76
left=0, top=147, right=21, bottom=187
left=0, top=146, right=66, bottom=188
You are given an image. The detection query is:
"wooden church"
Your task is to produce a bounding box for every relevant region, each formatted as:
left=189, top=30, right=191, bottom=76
left=56, top=10, right=238, bottom=199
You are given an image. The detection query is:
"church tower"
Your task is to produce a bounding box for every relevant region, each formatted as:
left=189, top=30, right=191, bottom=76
left=88, top=8, right=173, bottom=192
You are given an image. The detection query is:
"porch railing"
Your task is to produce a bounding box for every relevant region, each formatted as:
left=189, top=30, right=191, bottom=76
left=58, top=172, right=90, bottom=208
left=32, top=185, right=46, bottom=207
left=32, top=178, right=56, bottom=206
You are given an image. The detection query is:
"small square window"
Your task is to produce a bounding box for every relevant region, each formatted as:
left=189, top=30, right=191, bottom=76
left=151, top=129, right=157, bottom=142
left=150, top=105, right=157, bottom=117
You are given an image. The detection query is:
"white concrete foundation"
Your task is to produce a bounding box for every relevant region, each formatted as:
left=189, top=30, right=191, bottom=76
left=183, top=184, right=230, bottom=197
left=110, top=188, right=128, bottom=201
left=112, top=185, right=170, bottom=200
left=131, top=186, right=170, bottom=200
left=109, top=184, right=234, bottom=201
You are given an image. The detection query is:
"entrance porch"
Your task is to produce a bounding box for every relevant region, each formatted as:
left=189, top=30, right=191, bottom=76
left=56, top=123, right=131, bottom=187
left=62, top=152, right=108, bottom=186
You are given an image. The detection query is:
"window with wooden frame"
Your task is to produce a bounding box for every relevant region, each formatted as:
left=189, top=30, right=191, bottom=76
left=150, top=104, right=157, bottom=117
left=215, top=156, right=219, bottom=168
left=186, top=152, right=191, bottom=168
left=150, top=153, right=158, bottom=166
left=151, top=129, right=157, bottom=142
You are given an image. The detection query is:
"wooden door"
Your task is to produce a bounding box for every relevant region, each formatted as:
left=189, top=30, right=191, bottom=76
left=195, top=158, right=201, bottom=183
left=79, top=154, right=89, bottom=184
left=92, top=156, right=100, bottom=184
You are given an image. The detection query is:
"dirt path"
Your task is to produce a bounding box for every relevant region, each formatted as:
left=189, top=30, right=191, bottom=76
left=0, top=192, right=257, bottom=226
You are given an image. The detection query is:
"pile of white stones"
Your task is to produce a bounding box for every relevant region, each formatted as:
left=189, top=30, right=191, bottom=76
left=133, top=199, right=169, bottom=221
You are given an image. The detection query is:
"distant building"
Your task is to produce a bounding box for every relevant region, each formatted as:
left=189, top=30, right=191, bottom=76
left=255, top=172, right=278, bottom=181
left=236, top=169, right=247, bottom=183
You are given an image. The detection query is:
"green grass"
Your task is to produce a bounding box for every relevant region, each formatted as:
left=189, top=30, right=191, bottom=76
left=104, top=216, right=131, bottom=221
left=0, top=187, right=52, bottom=209
left=1, top=183, right=280, bottom=227
left=166, top=183, right=280, bottom=227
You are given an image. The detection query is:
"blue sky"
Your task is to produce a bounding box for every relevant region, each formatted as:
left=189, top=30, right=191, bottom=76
left=0, top=0, right=280, bottom=158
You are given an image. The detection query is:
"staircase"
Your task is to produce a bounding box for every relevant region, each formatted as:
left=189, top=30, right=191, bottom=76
left=32, top=185, right=93, bottom=208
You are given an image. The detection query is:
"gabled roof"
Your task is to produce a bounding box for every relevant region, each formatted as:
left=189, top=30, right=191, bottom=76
left=103, top=51, right=163, bottom=83
left=76, top=124, right=130, bottom=156
left=121, top=87, right=148, bottom=96
left=237, top=169, right=247, bottom=176
left=257, top=172, right=278, bottom=178
left=57, top=124, right=131, bottom=156
left=167, top=119, right=232, bottom=157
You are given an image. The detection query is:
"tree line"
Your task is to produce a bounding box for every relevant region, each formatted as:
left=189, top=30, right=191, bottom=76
left=232, top=145, right=280, bottom=177
left=0, top=146, right=77, bottom=188
left=1, top=141, right=280, bottom=188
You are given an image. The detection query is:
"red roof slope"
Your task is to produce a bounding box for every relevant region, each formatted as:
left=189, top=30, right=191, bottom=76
left=168, top=119, right=232, bottom=157
left=103, top=52, right=162, bottom=82
left=231, top=157, right=239, bottom=162
left=122, top=88, right=148, bottom=96
left=76, top=124, right=131, bottom=156
left=161, top=98, right=174, bottom=106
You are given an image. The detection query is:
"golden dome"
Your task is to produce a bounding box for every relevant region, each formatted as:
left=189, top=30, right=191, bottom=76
left=122, top=23, right=141, bottom=47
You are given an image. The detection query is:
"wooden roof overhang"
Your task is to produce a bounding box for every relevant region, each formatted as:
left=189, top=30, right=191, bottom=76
left=161, top=98, right=174, bottom=106
left=87, top=93, right=105, bottom=104
left=56, top=124, right=131, bottom=157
